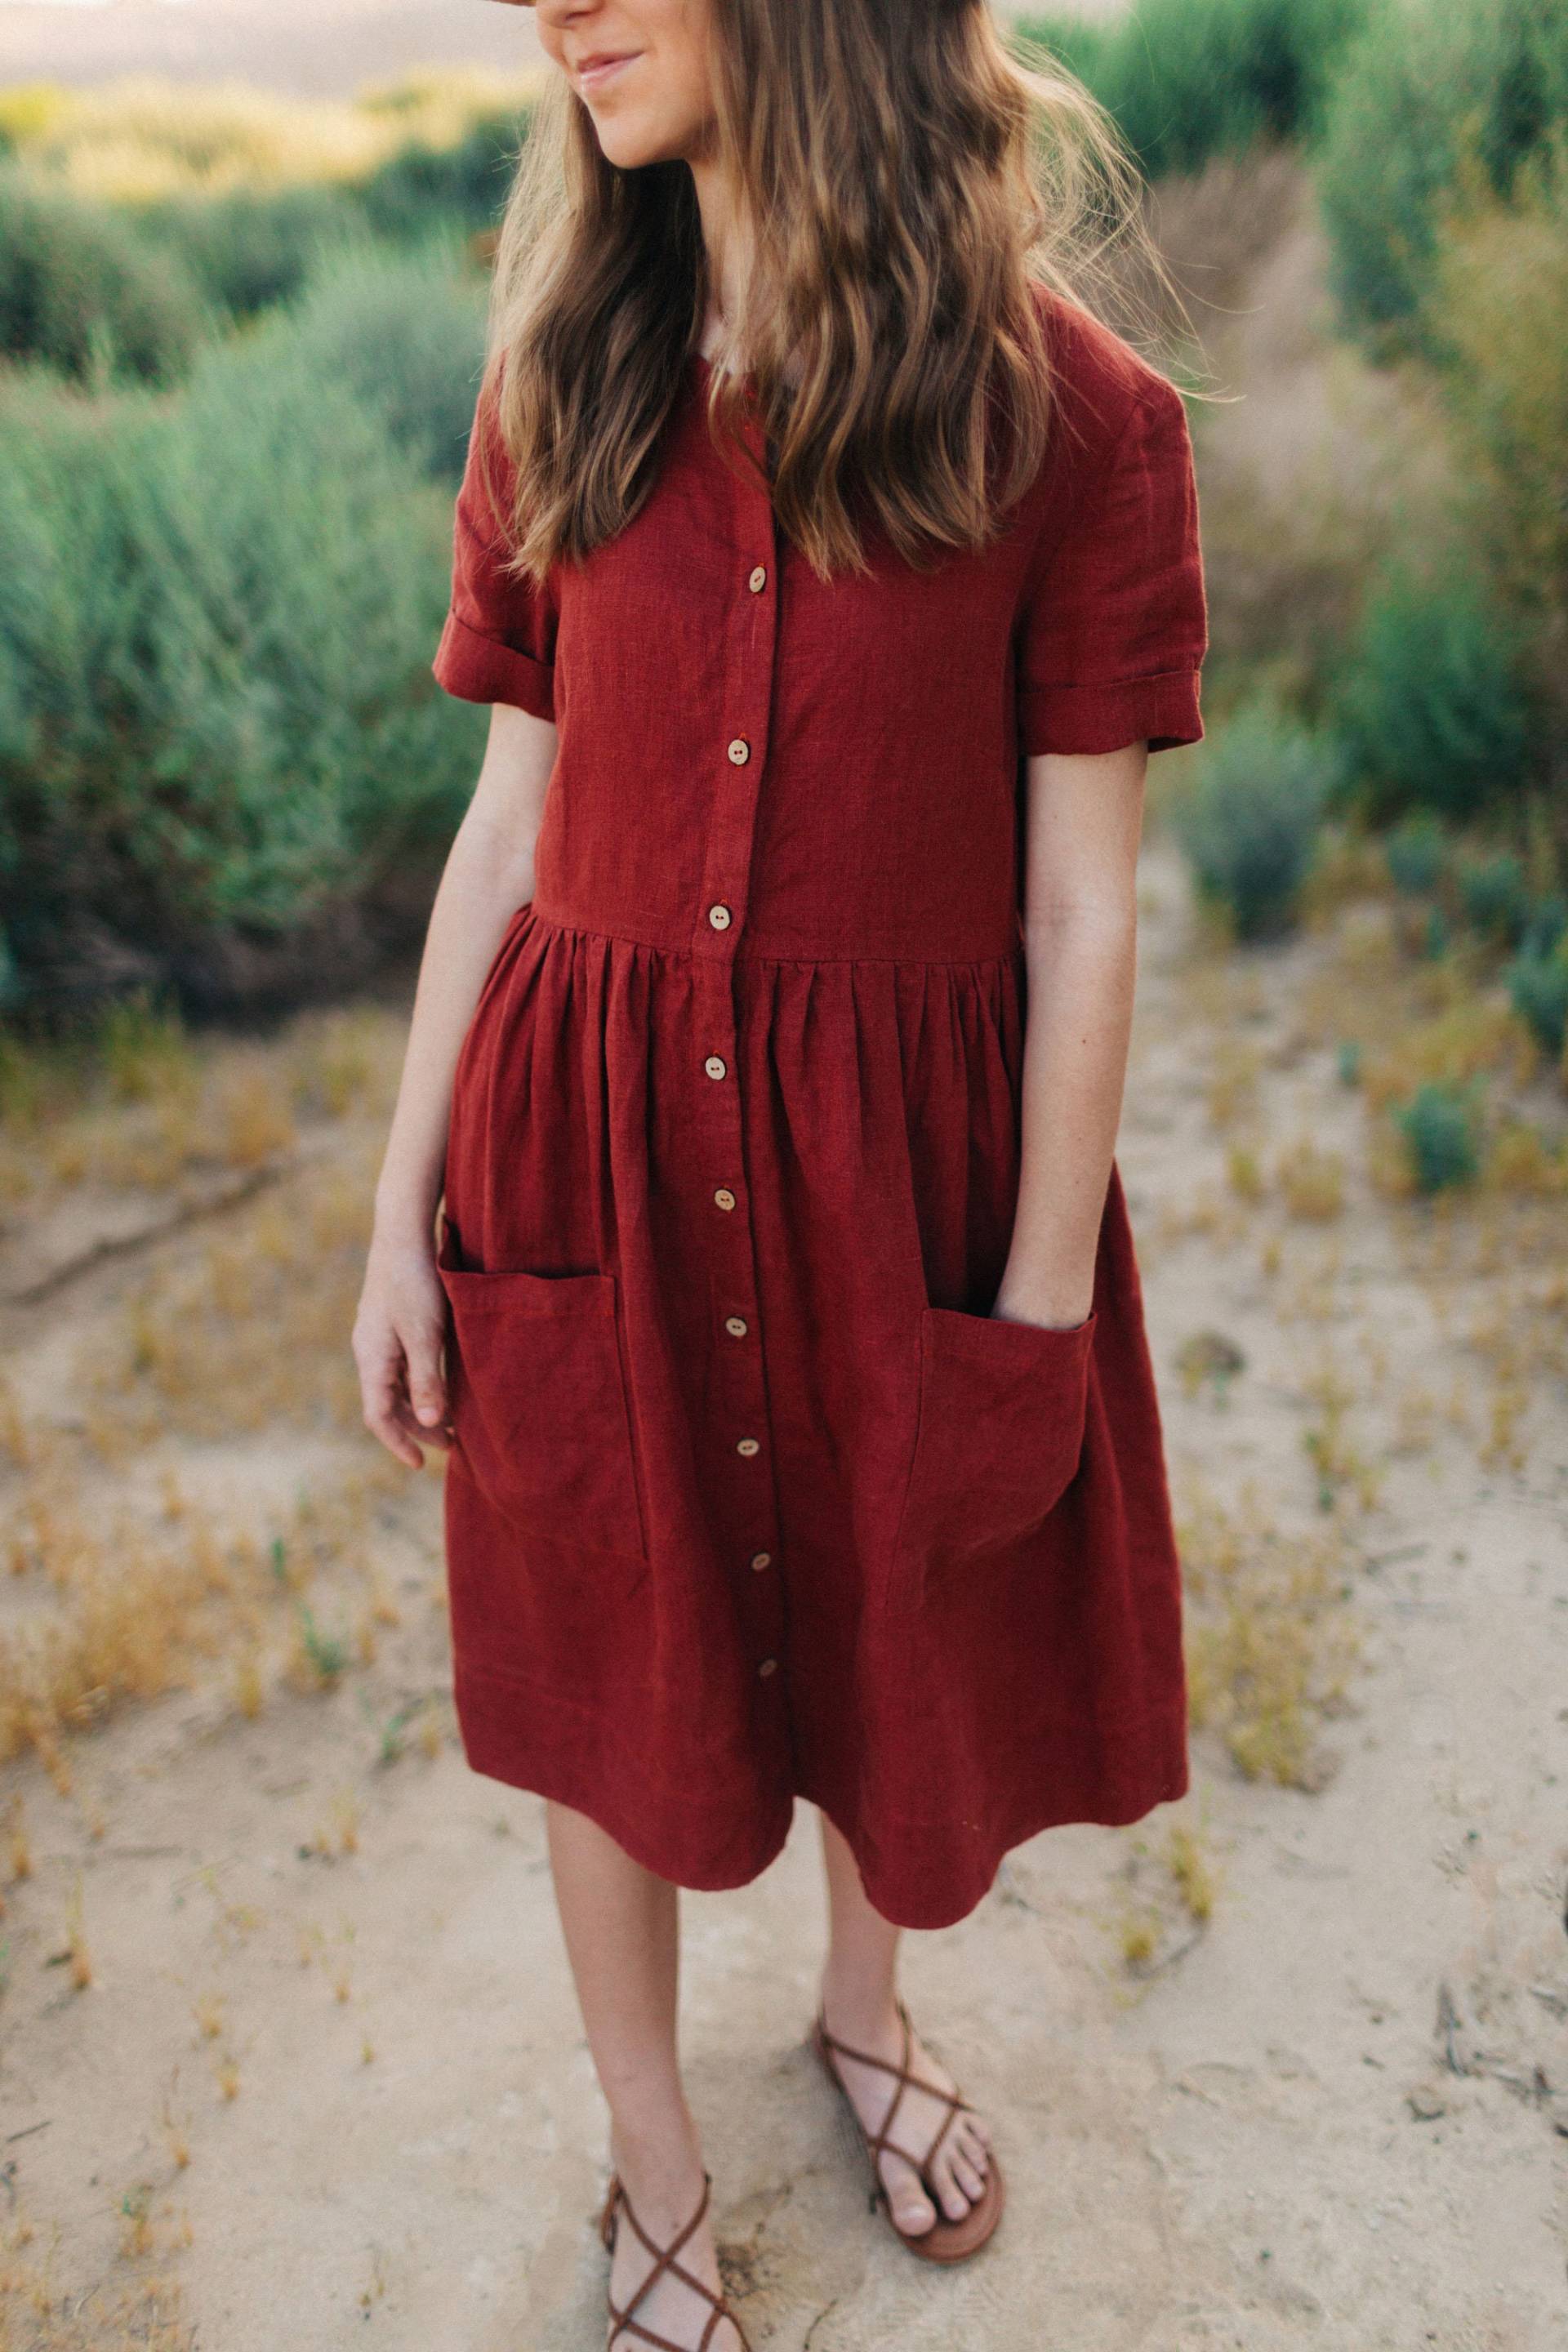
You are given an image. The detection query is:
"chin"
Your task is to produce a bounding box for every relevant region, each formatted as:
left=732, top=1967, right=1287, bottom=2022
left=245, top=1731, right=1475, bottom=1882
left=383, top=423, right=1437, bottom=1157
left=593, top=122, right=685, bottom=170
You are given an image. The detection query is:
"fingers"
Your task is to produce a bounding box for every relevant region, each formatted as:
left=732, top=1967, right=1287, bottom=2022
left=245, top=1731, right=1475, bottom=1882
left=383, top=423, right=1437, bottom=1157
left=403, top=1325, right=450, bottom=1432
left=362, top=1371, right=425, bottom=1470
left=355, top=1319, right=450, bottom=1470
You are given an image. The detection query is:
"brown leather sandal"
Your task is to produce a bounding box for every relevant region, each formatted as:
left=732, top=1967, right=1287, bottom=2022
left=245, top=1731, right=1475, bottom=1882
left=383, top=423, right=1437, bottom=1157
left=598, top=2168, right=751, bottom=2352
left=813, top=1999, right=1005, bottom=2264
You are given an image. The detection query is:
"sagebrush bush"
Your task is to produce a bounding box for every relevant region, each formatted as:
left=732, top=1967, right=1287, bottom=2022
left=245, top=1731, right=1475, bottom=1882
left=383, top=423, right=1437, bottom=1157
left=354, top=105, right=533, bottom=243
left=0, top=162, right=209, bottom=385
left=1455, top=849, right=1533, bottom=947
left=1174, top=702, right=1341, bottom=940
left=130, top=181, right=364, bottom=321
left=127, top=108, right=532, bottom=324
left=1420, top=155, right=1568, bottom=750
left=261, top=231, right=488, bottom=488
left=1383, top=813, right=1449, bottom=898
left=1334, top=566, right=1533, bottom=823
left=0, top=336, right=478, bottom=1011
left=1506, top=939, right=1568, bottom=1056
left=1394, top=1080, right=1486, bottom=1192
left=1317, top=0, right=1568, bottom=338
left=1016, top=0, right=1367, bottom=176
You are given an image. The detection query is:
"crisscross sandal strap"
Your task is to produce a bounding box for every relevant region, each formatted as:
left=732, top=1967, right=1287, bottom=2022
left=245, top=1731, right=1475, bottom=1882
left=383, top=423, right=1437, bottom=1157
left=817, top=1999, right=975, bottom=2186
left=601, top=2172, right=751, bottom=2352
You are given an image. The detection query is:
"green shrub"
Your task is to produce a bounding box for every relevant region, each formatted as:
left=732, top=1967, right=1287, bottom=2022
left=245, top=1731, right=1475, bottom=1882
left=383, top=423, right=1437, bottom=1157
left=1506, top=938, right=1568, bottom=1055
left=1394, top=1080, right=1485, bottom=1192
left=354, top=105, right=532, bottom=242
left=1521, top=893, right=1568, bottom=957
left=1317, top=0, right=1568, bottom=338
left=1419, top=159, right=1568, bottom=741
left=1016, top=0, right=1368, bottom=176
left=261, top=230, right=488, bottom=488
left=1455, top=849, right=1532, bottom=946
left=1334, top=567, right=1533, bottom=823
left=1419, top=906, right=1452, bottom=962
left=1174, top=701, right=1341, bottom=940
left=129, top=181, right=363, bottom=320
left=0, top=163, right=208, bottom=385
left=0, top=339, right=476, bottom=1012
left=1383, top=813, right=1449, bottom=897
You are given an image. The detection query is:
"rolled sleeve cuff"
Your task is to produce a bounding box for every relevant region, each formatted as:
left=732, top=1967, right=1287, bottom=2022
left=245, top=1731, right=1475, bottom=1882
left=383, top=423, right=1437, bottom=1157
left=432, top=608, right=556, bottom=721
left=1020, top=667, right=1204, bottom=757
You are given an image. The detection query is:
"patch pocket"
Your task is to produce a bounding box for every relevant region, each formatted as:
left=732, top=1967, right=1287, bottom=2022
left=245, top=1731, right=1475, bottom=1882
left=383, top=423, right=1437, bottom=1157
left=436, top=1218, right=646, bottom=1566
left=886, top=1304, right=1098, bottom=1612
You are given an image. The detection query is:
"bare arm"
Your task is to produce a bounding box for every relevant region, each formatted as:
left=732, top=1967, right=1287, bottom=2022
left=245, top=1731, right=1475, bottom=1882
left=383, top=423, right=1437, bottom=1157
left=993, top=739, right=1149, bottom=1331
left=353, top=702, right=557, bottom=1467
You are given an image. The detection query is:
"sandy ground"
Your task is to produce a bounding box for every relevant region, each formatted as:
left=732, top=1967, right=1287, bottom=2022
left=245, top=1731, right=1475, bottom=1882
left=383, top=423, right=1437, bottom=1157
left=0, top=0, right=1087, bottom=101
left=2, top=833, right=1566, bottom=2350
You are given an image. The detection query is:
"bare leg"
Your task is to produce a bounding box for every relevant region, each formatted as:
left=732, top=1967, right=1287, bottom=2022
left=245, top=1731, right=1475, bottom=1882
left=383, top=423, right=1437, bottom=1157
left=546, top=1800, right=742, bottom=2350
left=817, top=1810, right=992, bottom=2234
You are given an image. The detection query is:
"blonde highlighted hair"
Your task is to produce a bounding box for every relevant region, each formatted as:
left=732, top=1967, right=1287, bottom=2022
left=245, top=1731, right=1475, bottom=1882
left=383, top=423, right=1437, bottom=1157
left=479, top=0, right=1177, bottom=586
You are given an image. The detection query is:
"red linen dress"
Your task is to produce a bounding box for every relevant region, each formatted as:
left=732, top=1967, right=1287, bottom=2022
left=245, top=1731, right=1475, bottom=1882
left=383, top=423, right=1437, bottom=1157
left=430, top=282, right=1207, bottom=1931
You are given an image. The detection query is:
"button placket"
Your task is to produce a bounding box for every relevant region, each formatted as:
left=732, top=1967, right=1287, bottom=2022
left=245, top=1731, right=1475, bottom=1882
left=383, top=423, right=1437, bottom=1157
left=689, top=408, right=786, bottom=1686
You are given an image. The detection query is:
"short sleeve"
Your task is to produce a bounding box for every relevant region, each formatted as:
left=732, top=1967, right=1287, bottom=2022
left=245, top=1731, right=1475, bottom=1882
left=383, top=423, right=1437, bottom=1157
left=431, top=372, right=559, bottom=720
left=1016, top=375, right=1207, bottom=757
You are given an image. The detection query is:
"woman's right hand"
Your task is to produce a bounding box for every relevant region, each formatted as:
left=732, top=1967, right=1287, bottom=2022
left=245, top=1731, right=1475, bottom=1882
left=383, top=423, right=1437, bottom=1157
left=353, top=1226, right=454, bottom=1470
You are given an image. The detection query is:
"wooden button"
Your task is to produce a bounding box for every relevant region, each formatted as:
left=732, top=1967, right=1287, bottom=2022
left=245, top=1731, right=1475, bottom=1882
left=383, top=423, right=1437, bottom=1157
left=748, top=566, right=767, bottom=593
left=704, top=1054, right=727, bottom=1080
left=724, top=1316, right=748, bottom=1338
left=714, top=1187, right=737, bottom=1211
left=751, top=1550, right=772, bottom=1571
left=727, top=737, right=751, bottom=765
left=736, top=1436, right=760, bottom=1457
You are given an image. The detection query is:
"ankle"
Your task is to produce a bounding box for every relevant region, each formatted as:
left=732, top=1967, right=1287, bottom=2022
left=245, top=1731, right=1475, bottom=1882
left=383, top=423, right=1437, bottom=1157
left=818, top=1972, right=902, bottom=2048
left=608, top=2107, right=707, bottom=2225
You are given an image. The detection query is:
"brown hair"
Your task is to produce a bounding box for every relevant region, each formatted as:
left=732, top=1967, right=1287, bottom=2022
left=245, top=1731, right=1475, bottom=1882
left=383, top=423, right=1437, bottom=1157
left=479, top=0, right=1172, bottom=586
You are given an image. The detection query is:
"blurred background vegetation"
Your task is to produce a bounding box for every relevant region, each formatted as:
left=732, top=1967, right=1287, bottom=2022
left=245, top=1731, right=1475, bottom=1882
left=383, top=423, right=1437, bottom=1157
left=0, top=2, right=1565, bottom=1154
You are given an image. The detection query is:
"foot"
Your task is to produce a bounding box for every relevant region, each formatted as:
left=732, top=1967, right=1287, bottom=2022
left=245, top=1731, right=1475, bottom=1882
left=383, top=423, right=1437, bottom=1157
left=604, top=2139, right=746, bottom=2352
left=817, top=1995, right=993, bottom=2236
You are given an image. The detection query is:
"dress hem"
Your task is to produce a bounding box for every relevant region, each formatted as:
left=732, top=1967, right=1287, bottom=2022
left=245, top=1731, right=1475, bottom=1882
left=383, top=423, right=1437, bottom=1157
left=451, top=1658, right=1191, bottom=1933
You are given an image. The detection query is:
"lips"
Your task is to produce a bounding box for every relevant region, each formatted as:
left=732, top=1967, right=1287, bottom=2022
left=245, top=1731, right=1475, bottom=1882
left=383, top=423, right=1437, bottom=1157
left=576, top=51, right=639, bottom=89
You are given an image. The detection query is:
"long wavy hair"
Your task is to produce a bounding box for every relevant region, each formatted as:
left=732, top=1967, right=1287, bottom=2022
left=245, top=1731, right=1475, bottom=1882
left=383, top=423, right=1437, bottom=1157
left=478, top=0, right=1172, bottom=587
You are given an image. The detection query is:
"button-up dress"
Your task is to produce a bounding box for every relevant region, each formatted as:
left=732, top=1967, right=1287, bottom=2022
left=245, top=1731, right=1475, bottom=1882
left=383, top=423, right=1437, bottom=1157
left=430, top=282, right=1207, bottom=1931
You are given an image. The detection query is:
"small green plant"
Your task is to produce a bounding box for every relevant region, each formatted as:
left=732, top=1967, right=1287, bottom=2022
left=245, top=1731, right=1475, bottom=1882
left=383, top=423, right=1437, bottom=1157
left=1505, top=937, right=1568, bottom=1057
left=1393, top=1079, right=1485, bottom=1193
left=1383, top=812, right=1448, bottom=897
left=1456, top=849, right=1532, bottom=947
left=357, top=1688, right=425, bottom=1766
left=294, top=1600, right=350, bottom=1687
left=1175, top=702, right=1340, bottom=942
left=1419, top=906, right=1451, bottom=961
left=1521, top=893, right=1567, bottom=959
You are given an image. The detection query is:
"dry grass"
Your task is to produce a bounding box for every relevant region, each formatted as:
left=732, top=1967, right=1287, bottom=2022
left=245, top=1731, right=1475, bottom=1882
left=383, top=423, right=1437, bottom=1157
left=1178, top=1476, right=1363, bottom=1791
left=0, top=996, right=440, bottom=1784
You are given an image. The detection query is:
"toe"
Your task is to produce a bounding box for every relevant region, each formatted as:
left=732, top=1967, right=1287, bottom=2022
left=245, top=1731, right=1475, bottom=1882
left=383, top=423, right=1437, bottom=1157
left=882, top=2155, right=936, bottom=2235
left=933, top=2164, right=973, bottom=2222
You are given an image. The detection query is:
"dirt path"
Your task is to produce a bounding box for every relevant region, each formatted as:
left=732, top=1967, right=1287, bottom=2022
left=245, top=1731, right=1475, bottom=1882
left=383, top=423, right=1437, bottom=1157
left=2, top=835, right=1564, bottom=2350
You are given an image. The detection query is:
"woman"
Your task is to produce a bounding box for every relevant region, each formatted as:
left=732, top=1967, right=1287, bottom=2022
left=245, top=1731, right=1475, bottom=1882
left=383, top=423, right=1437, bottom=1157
left=354, top=1, right=1207, bottom=2343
